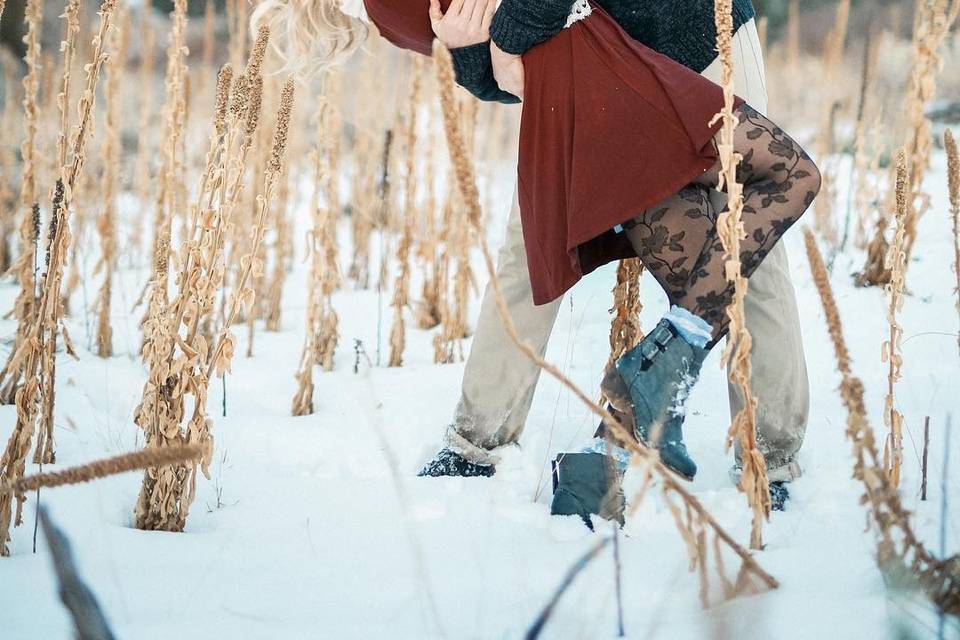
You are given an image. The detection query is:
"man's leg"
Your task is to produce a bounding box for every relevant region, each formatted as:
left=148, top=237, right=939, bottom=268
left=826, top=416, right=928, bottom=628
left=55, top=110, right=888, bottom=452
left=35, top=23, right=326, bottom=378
left=701, top=19, right=809, bottom=480
left=443, top=189, right=564, bottom=466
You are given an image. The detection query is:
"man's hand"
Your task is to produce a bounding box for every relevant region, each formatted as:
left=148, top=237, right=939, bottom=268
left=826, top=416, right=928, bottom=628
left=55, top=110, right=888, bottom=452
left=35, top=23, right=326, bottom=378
left=490, top=40, right=524, bottom=100
left=429, top=0, right=496, bottom=50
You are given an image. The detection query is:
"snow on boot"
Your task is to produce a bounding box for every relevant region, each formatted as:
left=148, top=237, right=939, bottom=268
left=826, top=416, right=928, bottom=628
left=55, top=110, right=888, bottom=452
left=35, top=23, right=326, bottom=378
left=417, top=448, right=495, bottom=478
left=550, top=453, right=625, bottom=530
left=601, top=317, right=707, bottom=481
left=770, top=481, right=790, bottom=512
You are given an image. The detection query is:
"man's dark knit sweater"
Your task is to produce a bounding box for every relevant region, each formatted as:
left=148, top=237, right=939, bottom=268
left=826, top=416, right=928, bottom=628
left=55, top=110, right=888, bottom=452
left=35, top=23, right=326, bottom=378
left=450, top=0, right=756, bottom=104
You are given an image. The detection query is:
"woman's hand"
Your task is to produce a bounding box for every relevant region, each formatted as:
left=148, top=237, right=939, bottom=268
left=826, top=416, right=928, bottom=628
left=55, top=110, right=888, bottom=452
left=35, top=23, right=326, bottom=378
left=490, top=41, right=524, bottom=100
left=429, top=0, right=497, bottom=49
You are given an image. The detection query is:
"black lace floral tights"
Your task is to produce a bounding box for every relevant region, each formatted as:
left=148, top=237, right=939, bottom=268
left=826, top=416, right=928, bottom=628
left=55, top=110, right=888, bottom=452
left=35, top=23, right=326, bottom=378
left=624, top=104, right=821, bottom=340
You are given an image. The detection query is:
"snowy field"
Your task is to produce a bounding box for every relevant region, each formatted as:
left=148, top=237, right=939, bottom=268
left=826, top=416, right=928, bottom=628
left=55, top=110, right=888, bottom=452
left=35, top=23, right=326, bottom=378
left=0, top=147, right=958, bottom=639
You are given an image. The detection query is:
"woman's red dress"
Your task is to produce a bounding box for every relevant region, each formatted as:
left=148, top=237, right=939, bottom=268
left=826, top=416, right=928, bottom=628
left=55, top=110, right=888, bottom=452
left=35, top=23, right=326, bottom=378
left=365, top=1, right=735, bottom=305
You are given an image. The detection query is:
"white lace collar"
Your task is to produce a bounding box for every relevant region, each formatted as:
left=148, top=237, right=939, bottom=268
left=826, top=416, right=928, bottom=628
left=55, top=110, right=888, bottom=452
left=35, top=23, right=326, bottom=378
left=340, top=0, right=369, bottom=22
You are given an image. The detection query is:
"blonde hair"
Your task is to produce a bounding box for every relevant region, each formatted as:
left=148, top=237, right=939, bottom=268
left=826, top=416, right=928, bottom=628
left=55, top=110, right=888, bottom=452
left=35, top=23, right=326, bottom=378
left=250, top=0, right=369, bottom=80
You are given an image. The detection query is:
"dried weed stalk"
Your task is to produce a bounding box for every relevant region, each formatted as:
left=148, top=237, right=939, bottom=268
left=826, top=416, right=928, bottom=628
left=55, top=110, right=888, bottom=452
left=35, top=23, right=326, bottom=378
left=0, top=0, right=118, bottom=556
left=130, top=0, right=156, bottom=256
left=389, top=57, right=424, bottom=367
left=812, top=0, right=849, bottom=246
left=1, top=445, right=203, bottom=497
left=415, top=126, right=443, bottom=330
left=435, top=42, right=778, bottom=604
left=134, top=28, right=278, bottom=533
left=900, top=0, right=960, bottom=261
left=946, top=129, right=960, bottom=355
left=881, top=152, right=908, bottom=487
left=712, top=0, right=769, bottom=550
left=292, top=95, right=342, bottom=415
left=0, top=0, right=46, bottom=404
left=804, top=227, right=960, bottom=615
left=94, top=8, right=129, bottom=358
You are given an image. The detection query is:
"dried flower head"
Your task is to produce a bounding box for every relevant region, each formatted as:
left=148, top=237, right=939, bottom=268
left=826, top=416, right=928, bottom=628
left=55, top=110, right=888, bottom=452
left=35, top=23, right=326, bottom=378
left=245, top=74, right=264, bottom=139
left=214, top=64, right=234, bottom=135
left=948, top=129, right=959, bottom=213
left=268, top=78, right=294, bottom=175
left=230, top=72, right=249, bottom=120
left=247, top=25, right=270, bottom=78
left=30, top=204, right=41, bottom=244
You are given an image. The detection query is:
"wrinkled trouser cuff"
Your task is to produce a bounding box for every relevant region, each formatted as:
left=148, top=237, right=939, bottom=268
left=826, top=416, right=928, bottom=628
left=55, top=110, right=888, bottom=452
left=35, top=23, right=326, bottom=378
left=443, top=426, right=501, bottom=467
left=730, top=458, right=803, bottom=484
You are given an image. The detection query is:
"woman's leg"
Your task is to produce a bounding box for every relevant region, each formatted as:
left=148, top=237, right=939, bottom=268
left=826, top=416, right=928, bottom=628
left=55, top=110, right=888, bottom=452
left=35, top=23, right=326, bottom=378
left=604, top=105, right=820, bottom=480
left=625, top=103, right=821, bottom=338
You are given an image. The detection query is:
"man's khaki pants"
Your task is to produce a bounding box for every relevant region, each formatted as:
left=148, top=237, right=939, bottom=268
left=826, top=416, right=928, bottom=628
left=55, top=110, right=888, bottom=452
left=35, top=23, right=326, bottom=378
left=445, top=20, right=808, bottom=481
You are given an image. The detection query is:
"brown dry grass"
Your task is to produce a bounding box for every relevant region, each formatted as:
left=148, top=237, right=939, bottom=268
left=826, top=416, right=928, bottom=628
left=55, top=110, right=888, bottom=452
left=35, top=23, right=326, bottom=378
left=713, top=0, right=769, bottom=551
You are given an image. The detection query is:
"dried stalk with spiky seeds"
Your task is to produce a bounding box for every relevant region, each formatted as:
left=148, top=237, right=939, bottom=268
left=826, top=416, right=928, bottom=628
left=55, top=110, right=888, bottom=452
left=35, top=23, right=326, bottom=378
left=900, top=0, right=959, bottom=262
left=947, top=129, right=960, bottom=356
left=134, top=30, right=275, bottom=533
left=389, top=57, right=424, bottom=367
left=291, top=95, right=341, bottom=415
left=804, top=227, right=960, bottom=615
left=94, top=8, right=128, bottom=358
left=1, top=445, right=204, bottom=498
left=881, top=152, right=908, bottom=487
left=434, top=43, right=778, bottom=603
left=0, top=0, right=118, bottom=557
left=209, top=78, right=293, bottom=380
left=712, top=0, right=769, bottom=550
left=0, top=0, right=45, bottom=405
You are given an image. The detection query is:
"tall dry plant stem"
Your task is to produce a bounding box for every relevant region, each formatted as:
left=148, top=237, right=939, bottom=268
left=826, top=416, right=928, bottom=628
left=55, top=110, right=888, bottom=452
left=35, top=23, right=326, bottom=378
left=94, top=7, right=128, bottom=358
left=803, top=227, right=960, bottom=615
left=312, top=92, right=342, bottom=372
left=208, top=78, right=293, bottom=380
left=946, top=129, right=960, bottom=356
left=292, top=93, right=341, bottom=415
left=901, top=0, right=960, bottom=261
left=389, top=56, right=424, bottom=367
left=264, top=162, right=291, bottom=332
left=812, top=0, right=850, bottom=246
left=434, top=42, right=777, bottom=604
left=0, top=57, right=17, bottom=274
left=416, top=123, right=443, bottom=330
left=0, top=0, right=46, bottom=404
left=134, top=28, right=277, bottom=533
left=882, top=152, right=908, bottom=487
left=131, top=0, right=155, bottom=256
left=0, top=0, right=118, bottom=557
left=143, top=0, right=189, bottom=316
left=845, top=29, right=879, bottom=252
left=712, top=0, right=769, bottom=550
left=1, top=445, right=203, bottom=497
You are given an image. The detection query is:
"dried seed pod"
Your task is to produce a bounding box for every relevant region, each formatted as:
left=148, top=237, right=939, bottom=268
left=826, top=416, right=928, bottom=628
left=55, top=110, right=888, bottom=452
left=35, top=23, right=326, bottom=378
left=946, top=129, right=959, bottom=356
left=214, top=64, right=234, bottom=136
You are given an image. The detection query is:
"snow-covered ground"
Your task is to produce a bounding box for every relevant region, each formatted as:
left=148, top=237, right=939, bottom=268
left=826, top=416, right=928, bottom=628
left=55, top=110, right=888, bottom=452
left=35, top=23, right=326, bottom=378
left=0, top=148, right=958, bottom=639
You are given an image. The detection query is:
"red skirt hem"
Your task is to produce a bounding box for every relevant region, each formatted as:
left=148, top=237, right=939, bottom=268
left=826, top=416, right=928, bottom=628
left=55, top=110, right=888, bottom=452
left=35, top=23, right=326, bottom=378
left=517, top=5, right=740, bottom=306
